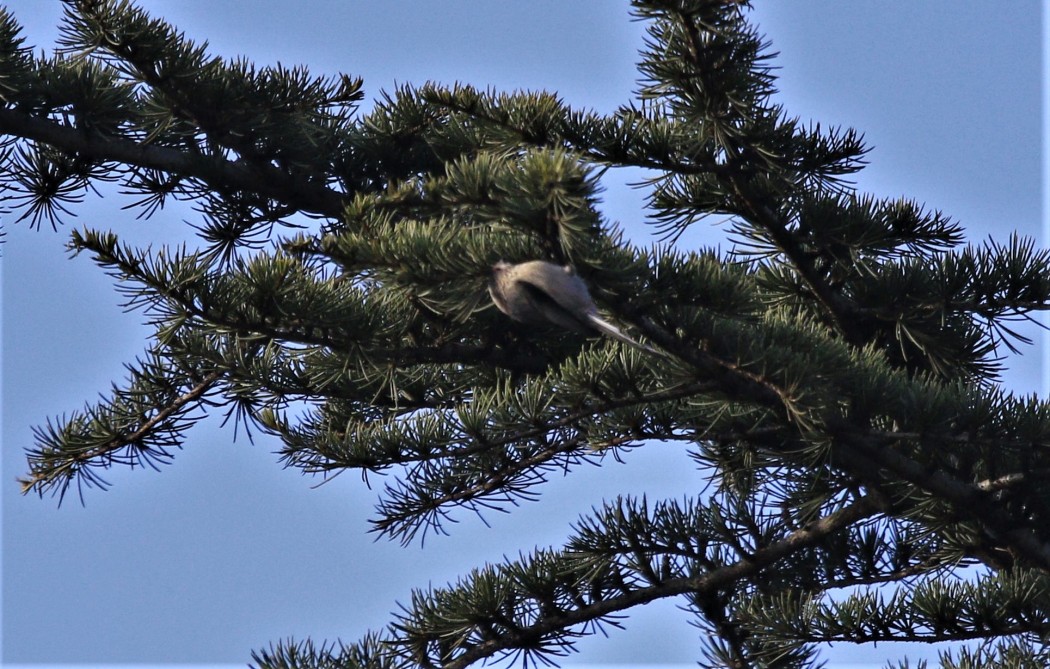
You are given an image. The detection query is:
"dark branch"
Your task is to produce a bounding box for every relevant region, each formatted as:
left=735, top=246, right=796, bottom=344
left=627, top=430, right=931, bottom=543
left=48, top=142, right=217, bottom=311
left=0, top=108, right=347, bottom=218
left=439, top=494, right=882, bottom=669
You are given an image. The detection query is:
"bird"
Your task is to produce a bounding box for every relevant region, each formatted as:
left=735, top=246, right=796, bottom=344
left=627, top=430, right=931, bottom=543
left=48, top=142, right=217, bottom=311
left=488, top=260, right=657, bottom=353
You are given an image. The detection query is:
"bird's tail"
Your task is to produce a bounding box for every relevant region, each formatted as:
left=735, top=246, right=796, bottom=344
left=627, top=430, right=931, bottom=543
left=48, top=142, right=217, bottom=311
left=586, top=313, right=661, bottom=355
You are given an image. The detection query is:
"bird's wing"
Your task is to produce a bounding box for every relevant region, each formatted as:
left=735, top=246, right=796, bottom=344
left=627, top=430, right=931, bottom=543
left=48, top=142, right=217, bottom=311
left=517, top=279, right=592, bottom=333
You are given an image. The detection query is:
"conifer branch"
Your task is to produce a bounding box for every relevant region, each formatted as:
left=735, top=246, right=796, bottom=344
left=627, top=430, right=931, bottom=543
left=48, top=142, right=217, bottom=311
left=837, top=427, right=1050, bottom=570
left=0, top=108, right=347, bottom=217
left=434, top=493, right=882, bottom=669
left=19, top=369, right=224, bottom=498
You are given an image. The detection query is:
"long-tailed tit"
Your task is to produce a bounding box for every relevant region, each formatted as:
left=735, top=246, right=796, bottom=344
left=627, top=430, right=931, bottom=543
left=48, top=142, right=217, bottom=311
left=489, top=260, right=655, bottom=353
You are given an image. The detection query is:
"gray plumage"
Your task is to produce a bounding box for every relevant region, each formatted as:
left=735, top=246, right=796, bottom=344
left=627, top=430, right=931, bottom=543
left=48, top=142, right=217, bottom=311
left=489, top=260, right=655, bottom=352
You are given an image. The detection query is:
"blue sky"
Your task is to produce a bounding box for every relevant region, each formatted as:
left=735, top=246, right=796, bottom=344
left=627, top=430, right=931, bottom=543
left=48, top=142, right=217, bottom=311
left=1, top=1, right=1044, bottom=667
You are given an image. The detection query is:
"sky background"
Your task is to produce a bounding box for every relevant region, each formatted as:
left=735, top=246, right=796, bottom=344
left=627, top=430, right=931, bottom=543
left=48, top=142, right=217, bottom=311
left=0, top=1, right=1045, bottom=667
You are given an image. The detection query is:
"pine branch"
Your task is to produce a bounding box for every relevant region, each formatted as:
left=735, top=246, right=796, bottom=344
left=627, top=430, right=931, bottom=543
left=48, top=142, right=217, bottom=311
left=833, top=425, right=1050, bottom=570
left=19, top=367, right=223, bottom=500
left=725, top=176, right=869, bottom=341
left=0, top=107, right=347, bottom=217
left=428, top=494, right=882, bottom=669
left=747, top=568, right=1050, bottom=648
